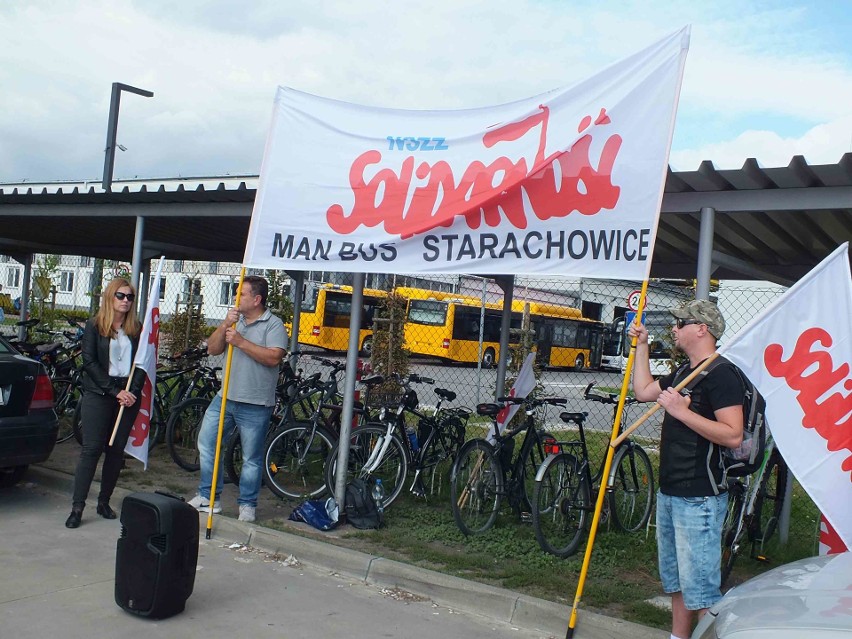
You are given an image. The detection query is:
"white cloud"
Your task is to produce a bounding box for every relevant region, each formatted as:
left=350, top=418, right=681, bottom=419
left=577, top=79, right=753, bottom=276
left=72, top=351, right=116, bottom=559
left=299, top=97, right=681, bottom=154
left=670, top=114, right=852, bottom=170
left=0, top=0, right=850, bottom=181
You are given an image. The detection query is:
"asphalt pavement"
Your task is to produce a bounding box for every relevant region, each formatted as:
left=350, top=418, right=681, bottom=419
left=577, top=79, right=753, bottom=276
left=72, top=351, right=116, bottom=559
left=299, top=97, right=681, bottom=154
left=0, top=466, right=666, bottom=639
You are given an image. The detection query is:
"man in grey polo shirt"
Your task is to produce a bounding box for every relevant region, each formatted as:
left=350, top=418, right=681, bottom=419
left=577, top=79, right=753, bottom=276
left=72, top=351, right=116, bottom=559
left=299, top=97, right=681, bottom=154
left=189, top=275, right=286, bottom=522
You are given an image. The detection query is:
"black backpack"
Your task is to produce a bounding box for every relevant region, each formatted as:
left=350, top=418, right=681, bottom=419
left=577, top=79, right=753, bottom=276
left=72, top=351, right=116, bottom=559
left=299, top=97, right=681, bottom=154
left=675, top=356, right=768, bottom=487
left=344, top=478, right=383, bottom=529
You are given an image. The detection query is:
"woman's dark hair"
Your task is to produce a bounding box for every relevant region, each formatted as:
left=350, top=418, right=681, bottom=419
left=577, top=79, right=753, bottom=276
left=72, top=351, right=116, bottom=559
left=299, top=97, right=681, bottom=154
left=243, top=275, right=268, bottom=307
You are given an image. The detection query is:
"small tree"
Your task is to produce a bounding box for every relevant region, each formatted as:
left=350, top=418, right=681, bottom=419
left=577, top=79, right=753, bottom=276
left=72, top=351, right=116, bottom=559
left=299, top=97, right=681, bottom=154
left=370, top=290, right=410, bottom=404
left=265, top=269, right=293, bottom=323
left=160, top=303, right=211, bottom=357
left=502, top=303, right=545, bottom=429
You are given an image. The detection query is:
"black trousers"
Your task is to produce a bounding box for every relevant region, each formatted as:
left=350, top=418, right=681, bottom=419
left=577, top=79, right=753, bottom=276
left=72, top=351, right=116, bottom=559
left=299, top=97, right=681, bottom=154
left=71, top=390, right=140, bottom=508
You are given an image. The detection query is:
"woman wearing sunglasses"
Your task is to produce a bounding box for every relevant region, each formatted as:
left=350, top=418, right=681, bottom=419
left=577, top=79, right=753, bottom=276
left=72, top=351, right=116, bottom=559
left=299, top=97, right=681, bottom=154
left=65, top=278, right=145, bottom=529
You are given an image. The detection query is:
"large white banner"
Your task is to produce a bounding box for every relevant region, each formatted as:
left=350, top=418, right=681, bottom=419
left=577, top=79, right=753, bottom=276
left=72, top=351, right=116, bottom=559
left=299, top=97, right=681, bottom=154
left=244, top=27, right=690, bottom=277
left=720, top=243, right=852, bottom=549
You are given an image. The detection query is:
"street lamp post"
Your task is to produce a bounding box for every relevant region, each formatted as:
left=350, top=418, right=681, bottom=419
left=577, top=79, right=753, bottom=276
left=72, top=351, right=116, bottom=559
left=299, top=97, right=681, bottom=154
left=91, top=82, right=154, bottom=314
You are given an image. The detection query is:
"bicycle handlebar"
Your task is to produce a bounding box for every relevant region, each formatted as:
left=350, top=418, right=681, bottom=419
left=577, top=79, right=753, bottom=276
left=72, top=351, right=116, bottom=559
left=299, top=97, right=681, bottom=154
left=310, top=355, right=346, bottom=370
left=583, top=382, right=639, bottom=406
left=496, top=396, right=566, bottom=407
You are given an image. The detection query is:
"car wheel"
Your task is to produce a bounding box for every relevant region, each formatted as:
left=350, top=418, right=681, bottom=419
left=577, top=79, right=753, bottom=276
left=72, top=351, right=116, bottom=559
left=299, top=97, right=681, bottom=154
left=574, top=354, right=585, bottom=370
left=0, top=465, right=28, bottom=488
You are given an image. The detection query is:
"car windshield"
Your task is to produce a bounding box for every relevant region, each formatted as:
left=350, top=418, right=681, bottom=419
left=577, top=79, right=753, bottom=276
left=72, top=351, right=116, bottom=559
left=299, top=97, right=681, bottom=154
left=0, top=338, right=12, bottom=354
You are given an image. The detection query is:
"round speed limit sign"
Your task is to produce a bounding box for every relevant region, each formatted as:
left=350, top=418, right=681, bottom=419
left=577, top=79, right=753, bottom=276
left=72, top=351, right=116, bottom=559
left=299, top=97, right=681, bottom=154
left=627, top=290, right=642, bottom=311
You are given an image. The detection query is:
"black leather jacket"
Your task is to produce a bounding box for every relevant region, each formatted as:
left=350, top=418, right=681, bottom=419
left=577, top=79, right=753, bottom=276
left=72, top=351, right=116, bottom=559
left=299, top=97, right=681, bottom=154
left=81, top=318, right=146, bottom=398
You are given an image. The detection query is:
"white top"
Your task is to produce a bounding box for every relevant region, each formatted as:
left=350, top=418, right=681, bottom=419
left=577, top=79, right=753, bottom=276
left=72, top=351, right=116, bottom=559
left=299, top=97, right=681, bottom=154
left=109, top=327, right=132, bottom=377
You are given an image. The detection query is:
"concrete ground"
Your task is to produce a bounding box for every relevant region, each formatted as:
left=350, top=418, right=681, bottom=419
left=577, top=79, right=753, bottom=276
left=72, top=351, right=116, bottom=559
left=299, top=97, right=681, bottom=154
left=0, top=466, right=666, bottom=639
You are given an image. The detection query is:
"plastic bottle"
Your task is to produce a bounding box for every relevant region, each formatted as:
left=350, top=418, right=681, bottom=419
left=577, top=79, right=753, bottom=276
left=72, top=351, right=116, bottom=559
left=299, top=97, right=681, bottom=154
left=371, top=478, right=385, bottom=517
left=405, top=426, right=420, bottom=453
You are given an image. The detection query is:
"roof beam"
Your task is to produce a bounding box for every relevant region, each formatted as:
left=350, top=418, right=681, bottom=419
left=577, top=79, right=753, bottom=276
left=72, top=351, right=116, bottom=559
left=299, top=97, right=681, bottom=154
left=662, top=185, right=852, bottom=213
left=0, top=201, right=253, bottom=217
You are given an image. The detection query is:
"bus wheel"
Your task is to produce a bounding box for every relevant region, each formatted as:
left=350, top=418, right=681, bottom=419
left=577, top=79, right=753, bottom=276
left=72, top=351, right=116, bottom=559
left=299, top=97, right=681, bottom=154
left=482, top=347, right=496, bottom=368
left=574, top=354, right=585, bottom=370
left=360, top=335, right=372, bottom=356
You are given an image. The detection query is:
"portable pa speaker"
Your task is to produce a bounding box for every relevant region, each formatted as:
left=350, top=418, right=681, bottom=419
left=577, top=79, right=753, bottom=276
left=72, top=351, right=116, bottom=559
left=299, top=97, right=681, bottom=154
left=115, top=491, right=199, bottom=619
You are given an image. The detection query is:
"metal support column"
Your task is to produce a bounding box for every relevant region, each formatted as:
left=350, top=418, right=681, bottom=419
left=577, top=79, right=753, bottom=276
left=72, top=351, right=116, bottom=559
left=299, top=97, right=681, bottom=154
left=495, top=275, right=515, bottom=398
left=17, top=255, right=33, bottom=342
left=696, top=206, right=715, bottom=299
left=130, top=216, right=145, bottom=293
left=333, top=272, right=365, bottom=509
left=289, top=271, right=304, bottom=369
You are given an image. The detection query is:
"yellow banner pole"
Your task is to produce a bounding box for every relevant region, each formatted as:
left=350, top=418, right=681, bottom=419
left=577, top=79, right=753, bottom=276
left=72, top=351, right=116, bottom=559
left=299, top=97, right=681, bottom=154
left=205, top=266, right=246, bottom=539
left=564, top=280, right=649, bottom=638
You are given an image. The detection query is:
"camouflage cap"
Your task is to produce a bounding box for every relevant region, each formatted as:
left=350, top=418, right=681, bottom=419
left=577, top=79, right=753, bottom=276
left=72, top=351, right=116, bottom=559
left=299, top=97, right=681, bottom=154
left=670, top=299, right=725, bottom=338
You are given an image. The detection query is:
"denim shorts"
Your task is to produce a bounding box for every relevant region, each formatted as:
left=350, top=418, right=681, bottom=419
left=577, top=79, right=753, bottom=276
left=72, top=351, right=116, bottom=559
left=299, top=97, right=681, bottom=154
left=656, top=491, right=728, bottom=610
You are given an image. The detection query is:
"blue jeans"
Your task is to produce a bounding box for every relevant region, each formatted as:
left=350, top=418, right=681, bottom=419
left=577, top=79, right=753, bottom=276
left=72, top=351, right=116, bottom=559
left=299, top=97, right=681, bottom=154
left=197, top=397, right=272, bottom=508
left=656, top=491, right=728, bottom=610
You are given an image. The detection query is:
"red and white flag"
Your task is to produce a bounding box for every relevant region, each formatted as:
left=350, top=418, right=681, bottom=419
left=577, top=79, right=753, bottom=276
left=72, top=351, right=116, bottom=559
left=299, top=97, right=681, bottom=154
left=490, top=352, right=537, bottom=443
left=124, top=257, right=165, bottom=469
left=719, top=243, right=852, bottom=549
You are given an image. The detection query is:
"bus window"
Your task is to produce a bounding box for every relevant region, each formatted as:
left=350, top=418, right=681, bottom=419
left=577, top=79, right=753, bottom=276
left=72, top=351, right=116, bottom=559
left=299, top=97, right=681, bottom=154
left=408, top=300, right=448, bottom=326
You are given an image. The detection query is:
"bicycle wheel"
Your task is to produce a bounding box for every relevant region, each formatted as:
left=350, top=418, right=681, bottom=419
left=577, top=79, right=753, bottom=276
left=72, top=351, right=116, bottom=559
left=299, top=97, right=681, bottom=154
left=751, top=449, right=788, bottom=555
left=608, top=444, right=655, bottom=533
left=52, top=377, right=80, bottom=443
left=325, top=425, right=408, bottom=508
left=519, top=429, right=552, bottom=514
left=147, top=400, right=167, bottom=451
left=721, top=480, right=746, bottom=587
left=264, top=422, right=336, bottom=500
left=532, top=452, right=590, bottom=557
left=166, top=397, right=209, bottom=471
left=72, top=399, right=84, bottom=445
left=450, top=439, right=503, bottom=535
left=225, top=431, right=243, bottom=485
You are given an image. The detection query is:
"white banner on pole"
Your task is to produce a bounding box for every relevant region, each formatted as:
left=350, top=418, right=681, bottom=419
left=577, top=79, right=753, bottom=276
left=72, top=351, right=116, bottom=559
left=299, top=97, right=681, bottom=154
left=244, top=27, right=690, bottom=278
left=720, top=243, right=852, bottom=549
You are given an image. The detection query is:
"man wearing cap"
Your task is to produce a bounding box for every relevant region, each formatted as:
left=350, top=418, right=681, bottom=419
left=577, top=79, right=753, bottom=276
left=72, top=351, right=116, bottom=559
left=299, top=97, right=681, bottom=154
left=629, top=299, right=744, bottom=639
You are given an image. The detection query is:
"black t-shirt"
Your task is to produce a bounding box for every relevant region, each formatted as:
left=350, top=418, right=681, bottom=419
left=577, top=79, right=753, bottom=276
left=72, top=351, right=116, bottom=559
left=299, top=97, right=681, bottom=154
left=657, top=359, right=743, bottom=497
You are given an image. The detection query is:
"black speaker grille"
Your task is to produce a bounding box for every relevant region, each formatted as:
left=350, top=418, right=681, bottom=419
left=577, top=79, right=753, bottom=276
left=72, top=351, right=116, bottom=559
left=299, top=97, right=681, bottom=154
left=149, top=534, right=167, bottom=553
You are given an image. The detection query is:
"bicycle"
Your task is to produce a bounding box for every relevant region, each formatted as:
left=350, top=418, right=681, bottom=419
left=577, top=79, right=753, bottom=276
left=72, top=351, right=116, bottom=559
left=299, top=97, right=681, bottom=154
left=531, top=384, right=655, bottom=557
left=450, top=395, right=564, bottom=536
left=224, top=357, right=328, bottom=484
left=262, top=356, right=377, bottom=499
left=163, top=364, right=224, bottom=472
left=720, top=434, right=788, bottom=587
left=324, top=372, right=471, bottom=509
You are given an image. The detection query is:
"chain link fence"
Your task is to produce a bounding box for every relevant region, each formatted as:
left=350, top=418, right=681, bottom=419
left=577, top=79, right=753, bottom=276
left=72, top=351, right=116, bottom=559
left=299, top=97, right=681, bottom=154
left=0, top=252, right=819, bottom=562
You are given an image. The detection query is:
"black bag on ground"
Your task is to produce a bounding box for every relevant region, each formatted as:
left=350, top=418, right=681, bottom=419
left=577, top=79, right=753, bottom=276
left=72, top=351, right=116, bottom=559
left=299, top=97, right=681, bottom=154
left=344, top=478, right=383, bottom=529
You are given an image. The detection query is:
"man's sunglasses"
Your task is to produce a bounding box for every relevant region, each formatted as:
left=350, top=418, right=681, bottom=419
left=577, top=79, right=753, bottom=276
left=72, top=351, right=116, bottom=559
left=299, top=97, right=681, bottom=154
left=675, top=318, right=702, bottom=329
left=114, top=292, right=136, bottom=302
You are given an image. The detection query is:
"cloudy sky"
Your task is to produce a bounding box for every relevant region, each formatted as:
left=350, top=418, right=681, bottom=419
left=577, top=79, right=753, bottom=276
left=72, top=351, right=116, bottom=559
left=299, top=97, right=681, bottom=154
left=1, top=0, right=850, bottom=183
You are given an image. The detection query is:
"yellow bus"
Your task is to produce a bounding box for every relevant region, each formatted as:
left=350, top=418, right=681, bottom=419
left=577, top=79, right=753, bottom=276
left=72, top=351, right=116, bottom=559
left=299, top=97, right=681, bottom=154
left=399, top=287, right=604, bottom=369
left=399, top=287, right=518, bottom=367
left=292, top=283, right=389, bottom=355
left=527, top=302, right=605, bottom=370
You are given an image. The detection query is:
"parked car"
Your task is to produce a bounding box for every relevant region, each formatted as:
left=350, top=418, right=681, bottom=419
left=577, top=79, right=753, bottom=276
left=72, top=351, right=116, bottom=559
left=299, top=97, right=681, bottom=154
left=0, top=336, right=57, bottom=486
left=692, top=551, right=852, bottom=638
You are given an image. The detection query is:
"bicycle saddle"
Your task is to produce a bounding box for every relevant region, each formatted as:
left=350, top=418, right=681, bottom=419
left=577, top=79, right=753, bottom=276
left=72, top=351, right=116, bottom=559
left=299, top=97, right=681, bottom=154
left=359, top=374, right=385, bottom=386
left=435, top=388, right=456, bottom=402
left=559, top=411, right=588, bottom=425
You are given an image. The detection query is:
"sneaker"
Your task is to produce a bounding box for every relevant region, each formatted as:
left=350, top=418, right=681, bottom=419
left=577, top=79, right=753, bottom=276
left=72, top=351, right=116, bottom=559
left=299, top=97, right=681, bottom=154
left=238, top=505, right=256, bottom=522
left=188, top=495, right=222, bottom=514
